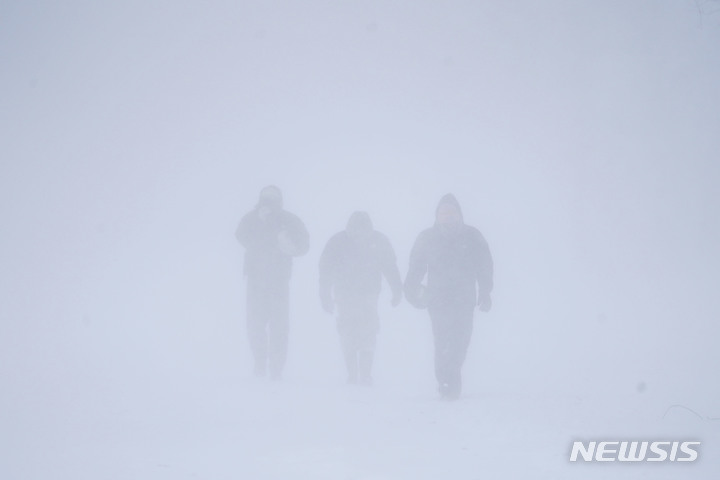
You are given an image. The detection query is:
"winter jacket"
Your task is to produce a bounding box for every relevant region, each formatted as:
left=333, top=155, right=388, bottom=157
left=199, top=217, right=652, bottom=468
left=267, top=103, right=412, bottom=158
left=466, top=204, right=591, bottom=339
left=236, top=207, right=309, bottom=285
left=404, top=195, right=493, bottom=309
left=319, top=212, right=402, bottom=301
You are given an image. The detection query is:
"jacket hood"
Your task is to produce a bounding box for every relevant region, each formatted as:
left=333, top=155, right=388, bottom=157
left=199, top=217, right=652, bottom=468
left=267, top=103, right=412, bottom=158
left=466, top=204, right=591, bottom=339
left=435, top=193, right=464, bottom=224
left=346, top=211, right=373, bottom=238
left=257, top=185, right=283, bottom=209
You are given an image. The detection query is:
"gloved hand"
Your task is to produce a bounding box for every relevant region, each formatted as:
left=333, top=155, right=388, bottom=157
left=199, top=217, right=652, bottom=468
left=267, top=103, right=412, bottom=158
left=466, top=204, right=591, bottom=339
left=391, top=290, right=402, bottom=307
left=277, top=230, right=298, bottom=256
left=477, top=292, right=492, bottom=312
left=406, top=284, right=428, bottom=309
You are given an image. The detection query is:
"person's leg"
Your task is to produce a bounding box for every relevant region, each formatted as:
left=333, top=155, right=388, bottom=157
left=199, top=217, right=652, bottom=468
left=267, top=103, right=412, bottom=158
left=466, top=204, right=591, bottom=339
left=444, top=306, right=475, bottom=398
left=356, top=296, right=379, bottom=386
left=339, top=331, right=359, bottom=383
left=430, top=305, right=474, bottom=399
left=429, top=308, right=452, bottom=396
left=337, top=297, right=360, bottom=383
left=267, top=282, right=290, bottom=380
left=246, top=281, right=268, bottom=377
left=337, top=294, right=379, bottom=385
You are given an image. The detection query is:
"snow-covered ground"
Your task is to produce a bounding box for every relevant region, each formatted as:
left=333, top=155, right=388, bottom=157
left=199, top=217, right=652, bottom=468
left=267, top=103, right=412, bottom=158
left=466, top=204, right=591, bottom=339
left=2, top=292, right=718, bottom=479
left=4, top=366, right=719, bottom=479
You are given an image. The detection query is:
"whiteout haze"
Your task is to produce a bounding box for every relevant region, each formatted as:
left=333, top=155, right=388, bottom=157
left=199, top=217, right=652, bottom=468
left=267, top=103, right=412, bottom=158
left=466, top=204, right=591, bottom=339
left=570, top=441, right=701, bottom=462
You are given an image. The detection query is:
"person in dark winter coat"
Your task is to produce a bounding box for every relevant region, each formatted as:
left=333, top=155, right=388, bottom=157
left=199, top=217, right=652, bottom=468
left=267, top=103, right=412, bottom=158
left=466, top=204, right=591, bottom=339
left=319, top=211, right=403, bottom=385
left=235, top=185, right=309, bottom=379
left=404, top=194, right=493, bottom=399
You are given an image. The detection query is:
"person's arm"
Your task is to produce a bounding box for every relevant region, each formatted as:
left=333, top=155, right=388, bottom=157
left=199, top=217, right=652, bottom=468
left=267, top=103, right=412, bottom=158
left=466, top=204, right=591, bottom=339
left=279, top=212, right=310, bottom=257
left=235, top=212, right=258, bottom=249
left=378, top=234, right=403, bottom=307
left=475, top=230, right=494, bottom=312
left=404, top=230, right=430, bottom=309
left=318, top=237, right=336, bottom=313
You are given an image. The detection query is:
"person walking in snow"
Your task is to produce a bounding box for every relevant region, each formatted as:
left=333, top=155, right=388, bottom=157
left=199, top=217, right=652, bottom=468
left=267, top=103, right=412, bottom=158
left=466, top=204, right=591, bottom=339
left=319, top=211, right=403, bottom=385
left=404, top=194, right=493, bottom=400
left=235, top=185, right=309, bottom=379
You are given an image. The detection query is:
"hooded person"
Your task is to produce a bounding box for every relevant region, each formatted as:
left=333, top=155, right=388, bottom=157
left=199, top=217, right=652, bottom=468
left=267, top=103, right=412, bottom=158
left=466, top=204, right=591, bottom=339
left=404, top=194, right=493, bottom=399
left=235, top=185, right=309, bottom=379
left=319, top=211, right=402, bottom=385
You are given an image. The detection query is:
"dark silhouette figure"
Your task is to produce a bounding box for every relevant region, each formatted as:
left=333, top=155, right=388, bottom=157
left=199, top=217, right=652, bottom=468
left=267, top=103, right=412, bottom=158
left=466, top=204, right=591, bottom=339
left=404, top=194, right=493, bottom=399
left=319, top=212, right=402, bottom=385
left=235, top=186, right=309, bottom=379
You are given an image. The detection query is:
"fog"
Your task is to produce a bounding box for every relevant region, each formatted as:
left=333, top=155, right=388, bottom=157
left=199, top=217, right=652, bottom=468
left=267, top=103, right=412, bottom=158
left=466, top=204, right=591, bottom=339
left=1, top=1, right=719, bottom=478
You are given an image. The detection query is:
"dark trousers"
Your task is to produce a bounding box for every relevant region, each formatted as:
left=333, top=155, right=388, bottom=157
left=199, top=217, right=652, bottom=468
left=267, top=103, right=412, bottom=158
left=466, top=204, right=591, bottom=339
left=428, top=304, right=475, bottom=397
left=336, top=294, right=379, bottom=384
left=246, top=280, right=289, bottom=378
